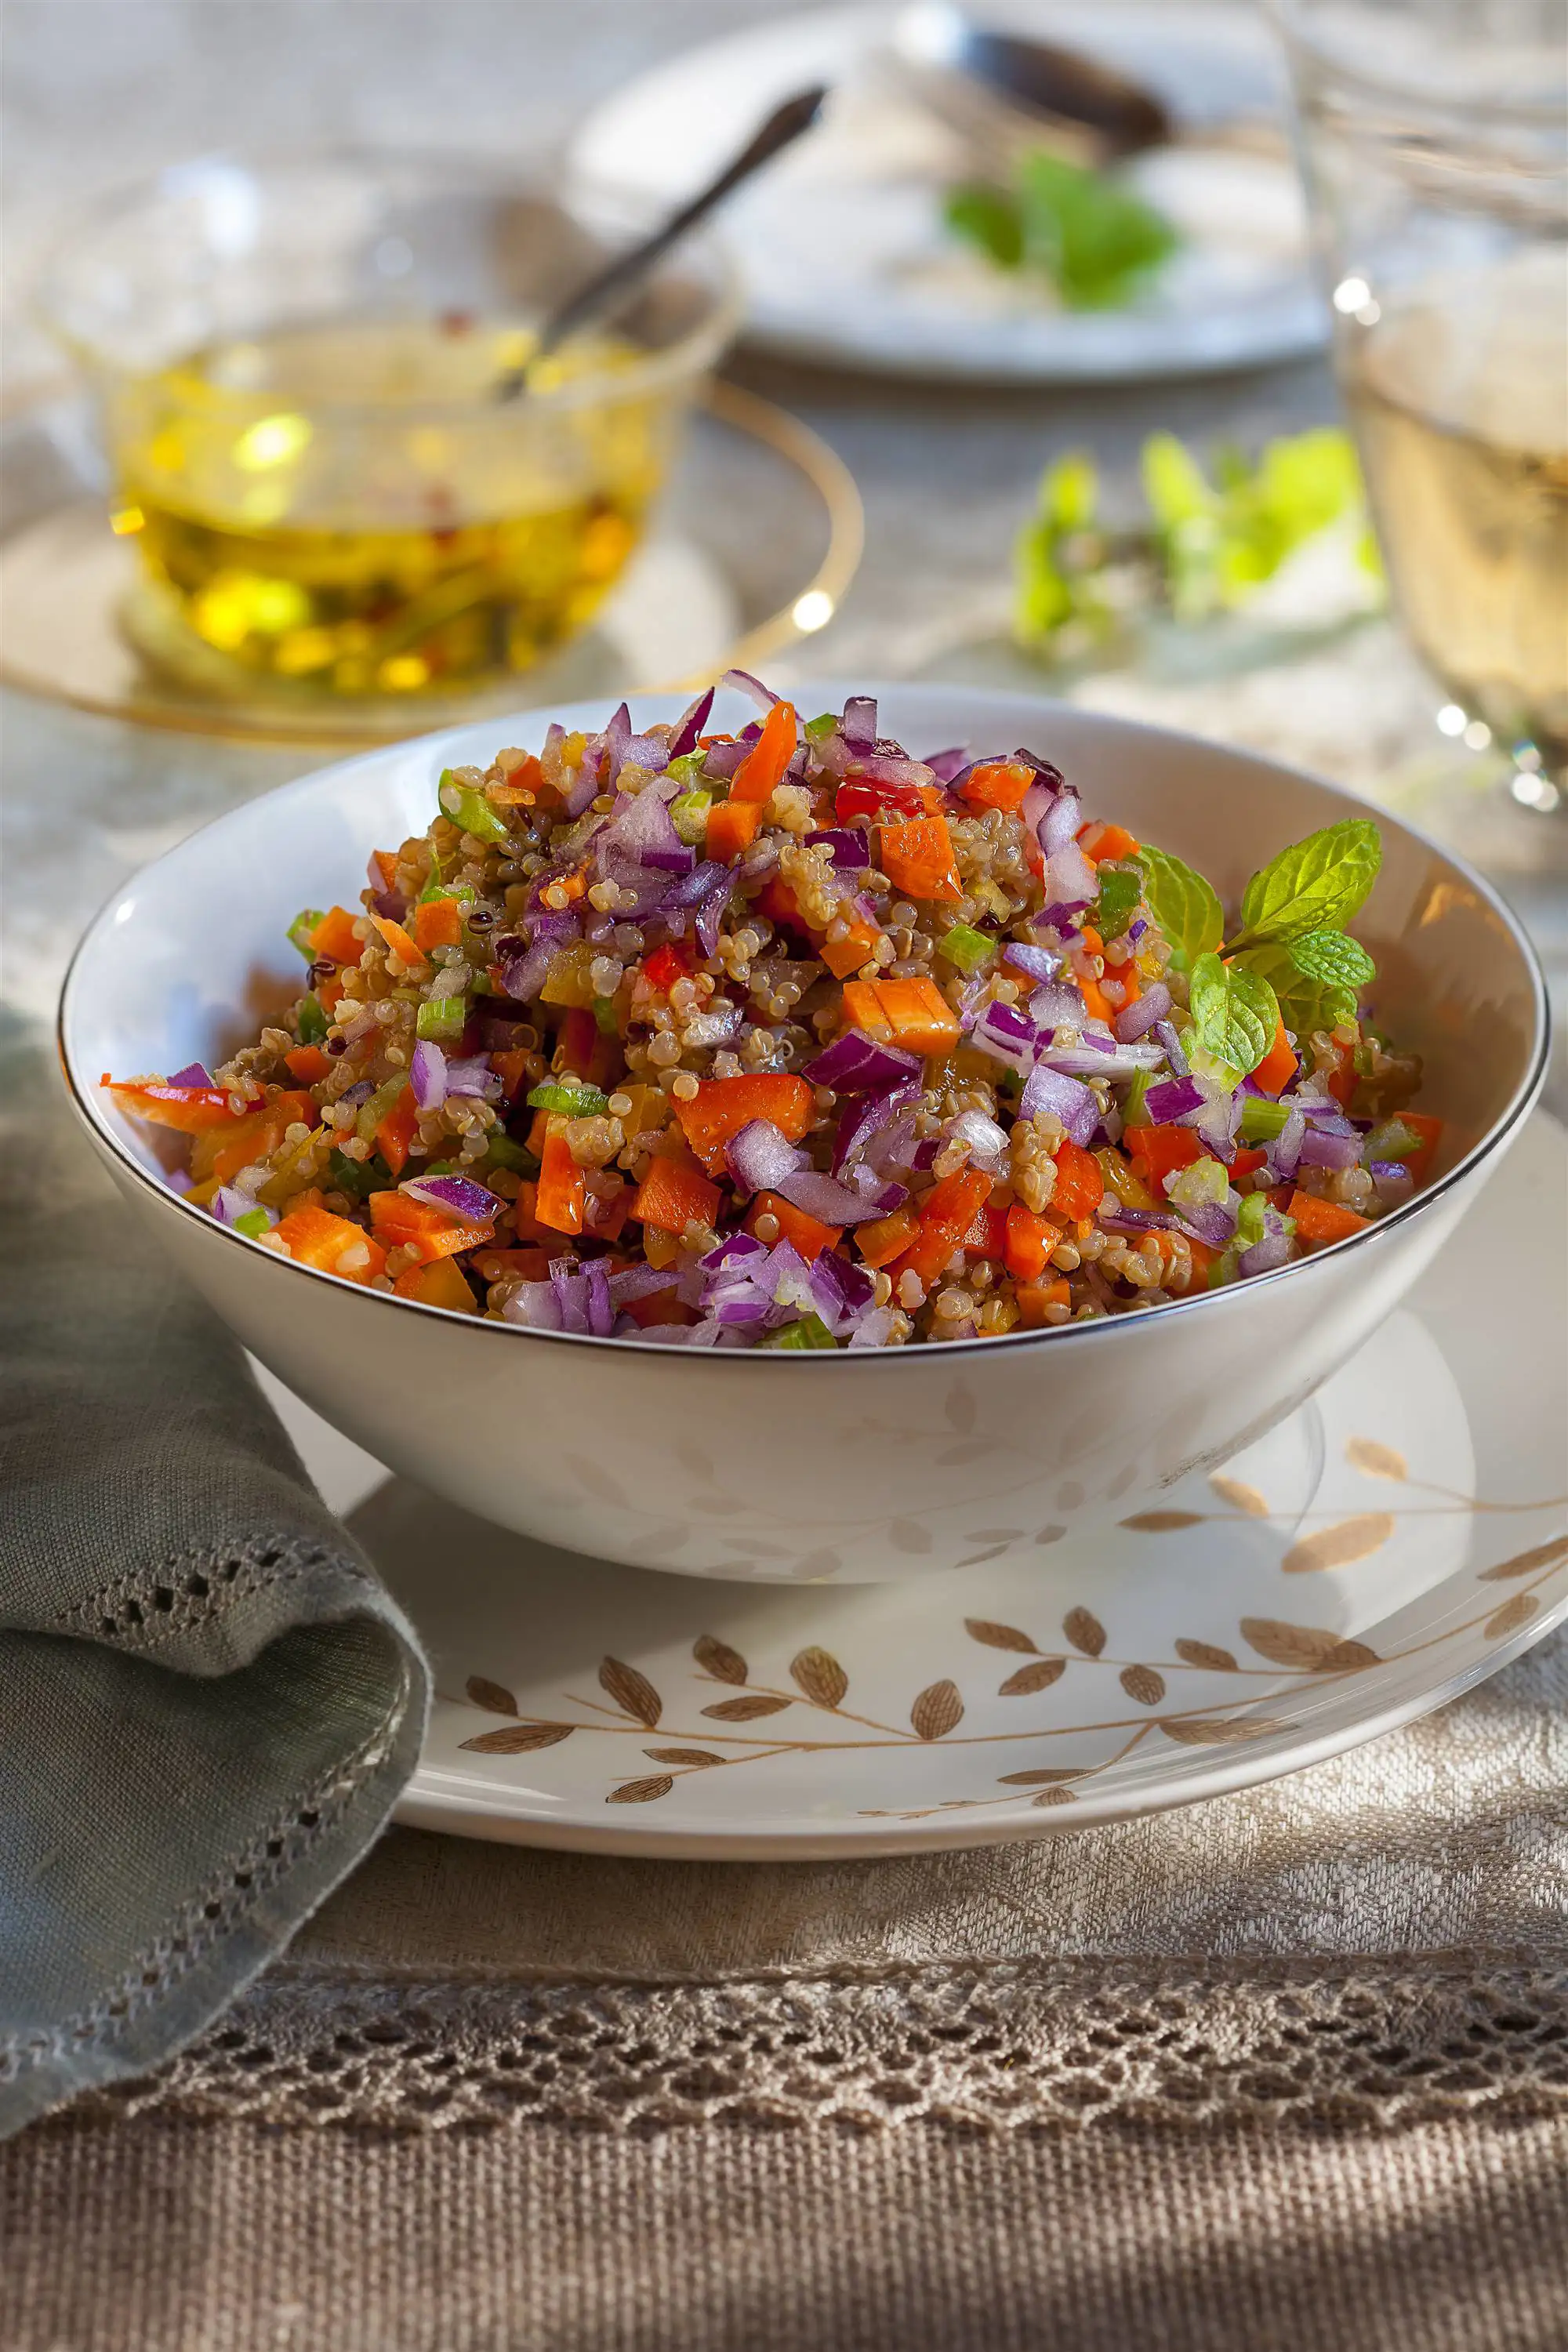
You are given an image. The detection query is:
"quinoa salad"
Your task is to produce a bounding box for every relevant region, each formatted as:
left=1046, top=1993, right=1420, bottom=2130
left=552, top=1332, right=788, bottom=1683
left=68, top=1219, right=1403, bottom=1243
left=104, top=676, right=1441, bottom=1348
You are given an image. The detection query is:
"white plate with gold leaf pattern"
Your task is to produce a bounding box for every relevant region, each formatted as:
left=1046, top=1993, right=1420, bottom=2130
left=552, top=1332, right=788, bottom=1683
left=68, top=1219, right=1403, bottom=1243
left=270, top=1115, right=1566, bottom=1857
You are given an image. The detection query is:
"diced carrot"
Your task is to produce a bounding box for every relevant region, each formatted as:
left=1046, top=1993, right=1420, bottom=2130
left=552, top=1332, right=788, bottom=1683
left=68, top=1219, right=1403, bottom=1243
left=201, top=1091, right=319, bottom=1184
left=1004, top=1202, right=1062, bottom=1283
left=1016, top=1278, right=1072, bottom=1327
left=958, top=760, right=1036, bottom=815
left=370, top=850, right=399, bottom=891
left=745, top=1189, right=842, bottom=1261
left=318, top=975, right=344, bottom=1011
left=492, top=1049, right=533, bottom=1105
left=308, top=907, right=365, bottom=966
left=536, top=1123, right=586, bottom=1234
left=706, top=799, right=762, bottom=863
left=1253, top=1018, right=1298, bottom=1097
left=368, top=1189, right=495, bottom=1262
left=1077, top=972, right=1116, bottom=1025
left=525, top=1107, right=550, bottom=1158
left=1078, top=927, right=1105, bottom=956
left=730, top=699, right=798, bottom=804
left=283, top=1044, right=331, bottom=1084
left=413, top=896, right=464, bottom=953
left=853, top=1206, right=920, bottom=1268
left=878, top=816, right=962, bottom=903
left=1076, top=821, right=1141, bottom=862
left=1397, top=1111, right=1443, bottom=1185
left=887, top=1167, right=994, bottom=1290
left=369, top=912, right=426, bottom=970
left=1287, top=1189, right=1370, bottom=1247
left=1051, top=1139, right=1105, bottom=1221
left=105, top=1080, right=246, bottom=1134
left=274, top=1206, right=387, bottom=1286
left=841, top=975, right=961, bottom=1055
left=1327, top=1049, right=1358, bottom=1107
left=394, top=1256, right=479, bottom=1313
left=818, top=910, right=886, bottom=978
left=961, top=1200, right=1009, bottom=1259
left=630, top=1152, right=722, bottom=1236
left=1127, top=1124, right=1202, bottom=1184
left=675, top=1073, right=815, bottom=1176
left=375, top=1087, right=419, bottom=1178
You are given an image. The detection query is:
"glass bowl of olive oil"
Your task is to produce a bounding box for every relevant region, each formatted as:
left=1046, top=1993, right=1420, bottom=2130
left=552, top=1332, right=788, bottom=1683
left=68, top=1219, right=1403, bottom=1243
left=37, top=152, right=741, bottom=702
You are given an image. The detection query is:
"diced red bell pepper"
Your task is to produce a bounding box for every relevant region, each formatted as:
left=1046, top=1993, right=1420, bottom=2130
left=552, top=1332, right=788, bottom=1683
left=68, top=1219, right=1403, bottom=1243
left=877, top=816, right=962, bottom=903
left=641, top=940, right=695, bottom=994
left=630, top=1152, right=723, bottom=1236
left=375, top=1087, right=420, bottom=1178
left=1004, top=1202, right=1062, bottom=1283
left=1051, top=1139, right=1105, bottom=1221
left=1287, top=1189, right=1369, bottom=1247
left=368, top=1190, right=493, bottom=1263
left=887, top=1167, right=994, bottom=1290
left=307, top=907, right=365, bottom=967
left=1126, top=1124, right=1202, bottom=1185
left=675, top=1073, right=815, bottom=1177
left=1253, top=1018, right=1298, bottom=1097
left=274, top=1206, right=387, bottom=1285
left=960, top=1199, right=1009, bottom=1259
left=104, top=1080, right=245, bottom=1134
left=1076, top=821, right=1142, bottom=862
left=744, top=1190, right=842, bottom=1261
left=394, top=1256, right=478, bottom=1313
left=535, top=1123, right=586, bottom=1234
left=958, top=760, right=1036, bottom=815
left=834, top=777, right=935, bottom=825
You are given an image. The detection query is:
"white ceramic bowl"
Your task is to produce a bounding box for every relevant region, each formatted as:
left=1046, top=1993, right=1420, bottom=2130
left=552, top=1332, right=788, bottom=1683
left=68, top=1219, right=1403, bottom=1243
left=60, top=686, right=1548, bottom=1584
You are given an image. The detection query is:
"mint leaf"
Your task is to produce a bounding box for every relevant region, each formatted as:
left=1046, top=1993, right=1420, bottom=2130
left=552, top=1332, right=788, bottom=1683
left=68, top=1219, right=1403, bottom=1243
left=1287, top=929, right=1376, bottom=994
left=1189, top=951, right=1279, bottom=1083
left=1232, top=940, right=1357, bottom=1039
left=1015, top=151, right=1177, bottom=309
left=1139, top=844, right=1223, bottom=974
left=1235, top=820, right=1381, bottom=949
left=1093, top=861, right=1144, bottom=939
left=945, top=182, right=1025, bottom=270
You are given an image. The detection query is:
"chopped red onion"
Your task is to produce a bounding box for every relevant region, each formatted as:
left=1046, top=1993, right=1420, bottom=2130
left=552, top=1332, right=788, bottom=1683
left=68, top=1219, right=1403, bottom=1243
left=725, top=1117, right=806, bottom=1196
left=444, top=1056, right=499, bottom=1100
left=775, top=1166, right=901, bottom=1225
left=624, top=730, right=670, bottom=777
left=601, top=703, right=633, bottom=786
left=410, top=1040, right=446, bottom=1111
left=1042, top=1041, right=1162, bottom=1080
left=699, top=738, right=750, bottom=781
left=1036, top=903, right=1086, bottom=939
left=847, top=1305, right=899, bottom=1349
left=1153, top=1018, right=1189, bottom=1076
left=1175, top=1198, right=1239, bottom=1250
left=1297, top=1126, right=1363, bottom=1171
left=720, top=667, right=781, bottom=713
left=339, top=1079, right=375, bottom=1108
left=371, top=887, right=408, bottom=922
left=1003, top=942, right=1062, bottom=985
left=803, top=829, right=871, bottom=868
left=1018, top=1062, right=1098, bottom=1144
left=946, top=1108, right=1008, bottom=1167
left=1028, top=979, right=1085, bottom=1030
left=1115, top=981, right=1171, bottom=1043
left=584, top=1257, right=614, bottom=1338
left=1370, top=1160, right=1414, bottom=1202
left=1272, top=1106, right=1307, bottom=1179
left=1046, top=840, right=1098, bottom=909
left=165, top=1062, right=214, bottom=1090
left=1040, top=786, right=1082, bottom=857
left=924, top=746, right=971, bottom=784
left=831, top=1076, right=921, bottom=1176
left=212, top=1185, right=264, bottom=1228
left=502, top=1282, right=562, bottom=1330
left=599, top=779, right=687, bottom=873
left=561, top=740, right=601, bottom=818
left=1144, top=1075, right=1204, bottom=1124
left=1239, top=1231, right=1294, bottom=1277
left=1101, top=1207, right=1182, bottom=1238
left=668, top=686, right=714, bottom=759
left=809, top=1248, right=876, bottom=1334
left=804, top=1028, right=921, bottom=1093
left=401, top=1174, right=499, bottom=1224
left=974, top=999, right=1039, bottom=1066
left=841, top=695, right=877, bottom=749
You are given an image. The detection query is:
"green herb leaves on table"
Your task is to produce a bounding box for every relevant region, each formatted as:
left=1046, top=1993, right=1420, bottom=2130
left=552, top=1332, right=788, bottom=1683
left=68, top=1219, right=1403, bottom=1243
left=946, top=151, right=1178, bottom=310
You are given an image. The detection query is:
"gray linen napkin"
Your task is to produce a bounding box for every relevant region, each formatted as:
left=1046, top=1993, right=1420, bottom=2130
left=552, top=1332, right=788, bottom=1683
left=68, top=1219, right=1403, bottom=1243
left=0, top=1013, right=430, bottom=2139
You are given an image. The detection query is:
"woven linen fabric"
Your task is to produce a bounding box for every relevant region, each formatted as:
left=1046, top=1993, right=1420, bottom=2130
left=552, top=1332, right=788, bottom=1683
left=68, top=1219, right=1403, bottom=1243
left=0, top=1015, right=430, bottom=2139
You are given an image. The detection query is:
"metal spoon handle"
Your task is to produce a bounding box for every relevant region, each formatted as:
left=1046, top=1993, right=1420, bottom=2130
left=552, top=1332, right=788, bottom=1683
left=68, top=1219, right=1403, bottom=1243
left=499, top=84, right=827, bottom=397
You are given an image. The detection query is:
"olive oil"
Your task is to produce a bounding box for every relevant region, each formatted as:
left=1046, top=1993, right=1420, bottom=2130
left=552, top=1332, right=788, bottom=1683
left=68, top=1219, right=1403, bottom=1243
left=111, top=317, right=670, bottom=694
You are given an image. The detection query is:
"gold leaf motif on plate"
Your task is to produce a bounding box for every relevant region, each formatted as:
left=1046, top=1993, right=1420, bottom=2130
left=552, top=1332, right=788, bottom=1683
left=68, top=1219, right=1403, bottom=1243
left=1174, top=1639, right=1239, bottom=1671
left=693, top=1634, right=748, bottom=1684
left=1240, top=1617, right=1378, bottom=1670
left=459, top=1722, right=575, bottom=1754
left=1484, top=1593, right=1541, bottom=1640
left=1281, top=1514, right=1396, bottom=1573
left=1033, top=1786, right=1076, bottom=1807
left=600, top=1657, right=662, bottom=1726
left=1120, top=1510, right=1203, bottom=1533
left=998, top=1768, right=1087, bottom=1785
left=1120, top=1664, right=1166, bottom=1706
left=607, top=1775, right=674, bottom=1805
left=999, top=1657, right=1067, bottom=1697
left=1345, top=1437, right=1408, bottom=1482
left=1158, top=1715, right=1295, bottom=1745
left=1477, top=1536, right=1568, bottom=1582
left=1062, top=1606, right=1106, bottom=1657
left=910, top=1679, right=964, bottom=1740
left=702, top=1694, right=792, bottom=1720
left=1208, top=1475, right=1270, bottom=1516
left=465, top=1675, right=518, bottom=1716
left=644, top=1748, right=723, bottom=1768
left=790, top=1646, right=849, bottom=1708
left=964, top=1617, right=1038, bottom=1654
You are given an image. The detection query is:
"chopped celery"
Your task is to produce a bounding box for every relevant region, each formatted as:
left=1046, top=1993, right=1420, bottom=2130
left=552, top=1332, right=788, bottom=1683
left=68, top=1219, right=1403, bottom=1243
left=437, top=769, right=511, bottom=847
left=481, top=1134, right=536, bottom=1175
left=1121, top=1069, right=1151, bottom=1128
left=233, top=1208, right=273, bottom=1240
left=1207, top=1243, right=1243, bottom=1289
left=1364, top=1116, right=1420, bottom=1161
left=938, top=921, right=996, bottom=975
left=804, top=713, right=839, bottom=742
left=328, top=1148, right=381, bottom=1199
left=1238, top=1095, right=1292, bottom=1145
left=422, top=1160, right=458, bottom=1175
left=761, top=1312, right=838, bottom=1350
left=1167, top=1156, right=1231, bottom=1209
left=416, top=993, right=466, bottom=1041
left=526, top=1080, right=609, bottom=1116
left=470, top=971, right=494, bottom=996
left=1236, top=1192, right=1268, bottom=1247
left=669, top=789, right=713, bottom=846
left=664, top=752, right=707, bottom=791
left=296, top=993, right=329, bottom=1045
left=357, top=1075, right=409, bottom=1143
left=592, top=994, right=620, bottom=1036
left=288, top=909, right=325, bottom=958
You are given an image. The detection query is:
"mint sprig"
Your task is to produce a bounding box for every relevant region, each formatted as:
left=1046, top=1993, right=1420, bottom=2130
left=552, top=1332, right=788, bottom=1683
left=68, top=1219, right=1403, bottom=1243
left=1138, top=844, right=1223, bottom=975
left=1188, top=952, right=1279, bottom=1085
left=1230, top=819, right=1381, bottom=953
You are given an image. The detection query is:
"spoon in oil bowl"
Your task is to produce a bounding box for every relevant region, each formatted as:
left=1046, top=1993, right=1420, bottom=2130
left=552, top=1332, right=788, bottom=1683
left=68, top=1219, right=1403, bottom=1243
left=495, top=84, right=829, bottom=397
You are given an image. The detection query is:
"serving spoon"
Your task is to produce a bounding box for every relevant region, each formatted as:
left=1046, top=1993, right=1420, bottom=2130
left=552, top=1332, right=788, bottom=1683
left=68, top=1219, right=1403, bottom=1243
left=891, top=3, right=1171, bottom=163
left=495, top=84, right=828, bottom=397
